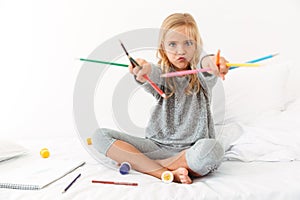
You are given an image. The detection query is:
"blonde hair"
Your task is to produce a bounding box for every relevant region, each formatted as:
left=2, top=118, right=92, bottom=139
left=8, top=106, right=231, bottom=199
left=157, top=13, right=203, bottom=98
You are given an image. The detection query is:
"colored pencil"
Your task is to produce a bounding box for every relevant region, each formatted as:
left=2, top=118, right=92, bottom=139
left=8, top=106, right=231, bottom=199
left=62, top=173, right=81, bottom=193
left=79, top=56, right=166, bottom=98
left=80, top=58, right=260, bottom=80
left=160, top=63, right=260, bottom=78
left=225, top=63, right=260, bottom=67
left=92, top=180, right=138, bottom=186
left=216, top=49, right=221, bottom=67
left=229, top=53, right=279, bottom=70
left=160, top=52, right=270, bottom=78
left=216, top=49, right=225, bottom=80
left=160, top=68, right=211, bottom=78
left=79, top=58, right=259, bottom=68
left=79, top=58, right=128, bottom=67
left=119, top=40, right=166, bottom=98
left=247, top=53, right=279, bottom=63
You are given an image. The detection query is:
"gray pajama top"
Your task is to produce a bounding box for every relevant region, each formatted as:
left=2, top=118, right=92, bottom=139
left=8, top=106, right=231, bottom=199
left=140, top=64, right=218, bottom=149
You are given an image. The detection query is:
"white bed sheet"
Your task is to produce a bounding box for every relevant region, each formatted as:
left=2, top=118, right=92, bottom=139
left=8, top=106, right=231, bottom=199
left=224, top=97, right=300, bottom=162
left=1, top=136, right=300, bottom=200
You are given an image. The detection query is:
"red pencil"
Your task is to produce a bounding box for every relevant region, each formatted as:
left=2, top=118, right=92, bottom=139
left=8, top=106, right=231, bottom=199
left=119, top=40, right=166, bottom=98
left=92, top=180, right=138, bottom=186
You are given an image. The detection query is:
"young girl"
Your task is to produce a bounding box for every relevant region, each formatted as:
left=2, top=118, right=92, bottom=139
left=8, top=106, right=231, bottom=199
left=92, top=13, right=229, bottom=184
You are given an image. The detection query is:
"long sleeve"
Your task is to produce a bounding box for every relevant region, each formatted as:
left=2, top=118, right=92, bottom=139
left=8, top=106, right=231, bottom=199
left=135, top=63, right=165, bottom=100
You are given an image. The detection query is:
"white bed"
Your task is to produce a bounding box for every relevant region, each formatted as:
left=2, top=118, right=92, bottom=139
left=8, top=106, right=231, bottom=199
left=1, top=60, right=300, bottom=200
left=1, top=136, right=300, bottom=200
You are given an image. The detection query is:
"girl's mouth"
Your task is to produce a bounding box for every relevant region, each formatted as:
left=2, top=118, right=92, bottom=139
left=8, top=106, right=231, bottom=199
left=177, top=57, right=186, bottom=61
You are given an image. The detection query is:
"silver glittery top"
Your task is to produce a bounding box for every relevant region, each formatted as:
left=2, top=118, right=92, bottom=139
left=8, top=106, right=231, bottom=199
left=141, top=64, right=218, bottom=148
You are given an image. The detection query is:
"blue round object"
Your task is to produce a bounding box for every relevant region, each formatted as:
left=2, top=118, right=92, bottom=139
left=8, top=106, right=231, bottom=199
left=119, top=162, right=131, bottom=175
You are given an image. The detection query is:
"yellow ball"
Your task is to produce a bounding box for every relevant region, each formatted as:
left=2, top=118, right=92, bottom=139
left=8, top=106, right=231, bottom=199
left=161, top=171, right=173, bottom=183
left=86, top=138, right=92, bottom=145
left=40, top=148, right=50, bottom=158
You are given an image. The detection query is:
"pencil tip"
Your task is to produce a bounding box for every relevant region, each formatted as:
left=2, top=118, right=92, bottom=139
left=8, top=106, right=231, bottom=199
left=119, top=40, right=129, bottom=56
left=272, top=53, right=279, bottom=57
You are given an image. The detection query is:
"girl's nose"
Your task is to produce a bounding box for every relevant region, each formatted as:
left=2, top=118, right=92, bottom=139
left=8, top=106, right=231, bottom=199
left=176, top=45, right=186, bottom=55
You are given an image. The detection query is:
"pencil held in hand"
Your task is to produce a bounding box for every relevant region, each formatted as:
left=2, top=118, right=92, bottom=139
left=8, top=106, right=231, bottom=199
left=216, top=49, right=221, bottom=67
left=216, top=49, right=225, bottom=80
left=160, top=62, right=260, bottom=78
left=79, top=58, right=128, bottom=67
left=119, top=40, right=166, bottom=98
left=229, top=53, right=279, bottom=70
left=161, top=68, right=211, bottom=78
left=225, top=63, right=260, bottom=67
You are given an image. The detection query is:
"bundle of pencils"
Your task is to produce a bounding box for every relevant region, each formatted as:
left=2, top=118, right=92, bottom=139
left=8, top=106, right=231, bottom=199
left=160, top=52, right=278, bottom=78
left=160, top=63, right=260, bottom=78
left=79, top=47, right=278, bottom=81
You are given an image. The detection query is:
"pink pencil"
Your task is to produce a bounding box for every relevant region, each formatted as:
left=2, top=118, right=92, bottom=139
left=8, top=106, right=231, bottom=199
left=160, top=68, right=211, bottom=78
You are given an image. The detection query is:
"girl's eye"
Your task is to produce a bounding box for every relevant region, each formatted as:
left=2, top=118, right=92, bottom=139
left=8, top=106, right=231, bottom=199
left=185, top=40, right=193, bottom=46
left=168, top=42, right=176, bottom=47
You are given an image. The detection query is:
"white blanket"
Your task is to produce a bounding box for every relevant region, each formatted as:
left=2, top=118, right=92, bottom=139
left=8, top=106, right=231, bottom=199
left=225, top=98, right=300, bottom=162
left=1, top=137, right=300, bottom=200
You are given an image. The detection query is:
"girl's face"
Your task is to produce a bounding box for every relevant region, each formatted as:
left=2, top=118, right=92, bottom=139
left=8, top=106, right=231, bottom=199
left=163, top=26, right=196, bottom=71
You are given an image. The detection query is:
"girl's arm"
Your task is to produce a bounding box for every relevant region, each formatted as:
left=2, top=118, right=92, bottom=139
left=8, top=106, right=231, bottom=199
left=200, top=54, right=229, bottom=89
left=128, top=59, right=164, bottom=99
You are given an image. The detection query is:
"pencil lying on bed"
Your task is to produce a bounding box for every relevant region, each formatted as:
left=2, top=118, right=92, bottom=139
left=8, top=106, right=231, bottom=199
left=92, top=180, right=138, bottom=186
left=119, top=40, right=166, bottom=98
left=229, top=53, right=279, bottom=70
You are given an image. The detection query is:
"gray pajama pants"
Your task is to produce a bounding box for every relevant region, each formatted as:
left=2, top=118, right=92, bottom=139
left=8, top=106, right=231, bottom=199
left=92, top=128, right=224, bottom=176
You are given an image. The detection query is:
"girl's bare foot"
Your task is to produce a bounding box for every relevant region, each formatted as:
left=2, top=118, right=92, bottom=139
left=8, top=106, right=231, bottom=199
left=171, top=167, right=192, bottom=184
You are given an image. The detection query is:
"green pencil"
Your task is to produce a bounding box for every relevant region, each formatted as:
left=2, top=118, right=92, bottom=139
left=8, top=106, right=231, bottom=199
left=79, top=58, right=128, bottom=67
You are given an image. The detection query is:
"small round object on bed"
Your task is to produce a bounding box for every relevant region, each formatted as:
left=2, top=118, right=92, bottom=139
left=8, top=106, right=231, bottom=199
left=40, top=148, right=50, bottom=158
left=86, top=137, right=92, bottom=145
left=119, top=162, right=131, bottom=175
left=161, top=171, right=173, bottom=183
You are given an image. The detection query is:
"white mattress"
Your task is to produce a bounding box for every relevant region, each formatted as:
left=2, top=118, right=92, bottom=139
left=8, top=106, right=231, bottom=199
left=1, top=136, right=300, bottom=200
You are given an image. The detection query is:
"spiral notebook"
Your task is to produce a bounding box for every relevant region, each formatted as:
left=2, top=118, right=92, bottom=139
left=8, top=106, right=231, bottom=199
left=0, top=157, right=85, bottom=190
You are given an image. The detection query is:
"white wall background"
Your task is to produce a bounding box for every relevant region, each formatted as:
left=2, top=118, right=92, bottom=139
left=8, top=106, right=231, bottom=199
left=0, top=0, right=299, bottom=139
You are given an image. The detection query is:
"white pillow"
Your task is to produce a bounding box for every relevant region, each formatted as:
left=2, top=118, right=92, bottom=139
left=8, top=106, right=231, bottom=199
left=0, top=140, right=27, bottom=162
left=218, top=62, right=289, bottom=125
left=284, top=61, right=300, bottom=104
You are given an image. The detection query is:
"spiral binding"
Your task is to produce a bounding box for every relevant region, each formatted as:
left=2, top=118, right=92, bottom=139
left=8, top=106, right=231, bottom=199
left=0, top=183, right=40, bottom=190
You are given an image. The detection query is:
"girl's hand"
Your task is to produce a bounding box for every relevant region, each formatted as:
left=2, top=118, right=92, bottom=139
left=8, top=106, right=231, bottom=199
left=202, top=55, right=229, bottom=80
left=214, top=55, right=229, bottom=80
left=128, top=58, right=152, bottom=83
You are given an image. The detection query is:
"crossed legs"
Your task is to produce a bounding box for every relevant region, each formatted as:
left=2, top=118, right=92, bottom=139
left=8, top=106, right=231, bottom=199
left=106, top=140, right=194, bottom=184
left=92, top=128, right=224, bottom=184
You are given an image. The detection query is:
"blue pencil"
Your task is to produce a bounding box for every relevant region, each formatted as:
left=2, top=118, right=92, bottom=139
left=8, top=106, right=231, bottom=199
left=229, top=53, right=279, bottom=70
